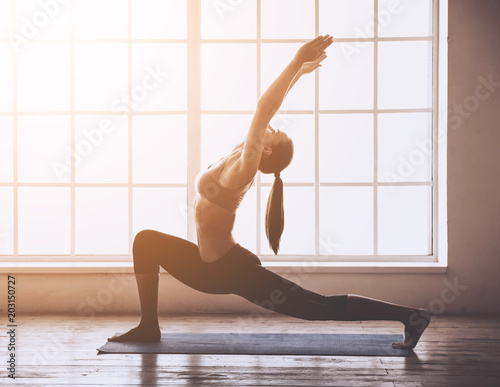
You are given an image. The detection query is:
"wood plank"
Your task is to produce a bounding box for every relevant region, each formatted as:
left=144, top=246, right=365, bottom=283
left=4, top=313, right=500, bottom=385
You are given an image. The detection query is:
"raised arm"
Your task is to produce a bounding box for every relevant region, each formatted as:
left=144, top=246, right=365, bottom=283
left=237, top=35, right=333, bottom=177
left=284, top=52, right=327, bottom=100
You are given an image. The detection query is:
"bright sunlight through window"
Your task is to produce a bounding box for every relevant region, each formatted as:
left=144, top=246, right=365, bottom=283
left=0, top=0, right=447, bottom=265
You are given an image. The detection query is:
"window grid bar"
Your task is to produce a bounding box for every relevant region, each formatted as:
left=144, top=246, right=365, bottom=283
left=432, top=0, right=440, bottom=257
left=0, top=37, right=434, bottom=45
left=12, top=0, right=18, bottom=257
left=314, top=0, right=320, bottom=256
left=0, top=181, right=433, bottom=188
left=255, top=0, right=262, bottom=255
left=202, top=110, right=314, bottom=115
left=321, top=108, right=433, bottom=114
left=1, top=111, right=187, bottom=116
left=0, top=108, right=434, bottom=117
left=5, top=111, right=188, bottom=116
left=186, top=0, right=201, bottom=243
left=0, top=183, right=188, bottom=188
left=0, top=254, right=438, bottom=263
left=198, top=37, right=433, bottom=44
left=0, top=39, right=188, bottom=44
left=373, top=0, right=379, bottom=255
left=377, top=181, right=433, bottom=186
left=128, top=0, right=134, bottom=254
left=70, top=0, right=76, bottom=256
left=258, top=255, right=437, bottom=263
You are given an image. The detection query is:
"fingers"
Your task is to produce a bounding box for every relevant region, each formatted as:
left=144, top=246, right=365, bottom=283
left=315, top=53, right=328, bottom=63
left=303, top=53, right=327, bottom=69
left=308, top=34, right=331, bottom=46
left=317, top=35, right=334, bottom=49
left=309, top=35, right=325, bottom=44
left=309, top=35, right=333, bottom=57
left=313, top=34, right=332, bottom=44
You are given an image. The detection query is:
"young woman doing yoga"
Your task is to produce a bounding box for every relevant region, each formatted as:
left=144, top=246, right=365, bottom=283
left=108, top=35, right=431, bottom=350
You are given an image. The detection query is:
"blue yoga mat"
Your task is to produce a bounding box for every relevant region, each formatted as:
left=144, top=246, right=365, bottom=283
left=97, top=333, right=410, bottom=356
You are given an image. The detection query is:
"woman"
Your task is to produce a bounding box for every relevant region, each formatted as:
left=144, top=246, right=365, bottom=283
left=109, top=35, right=430, bottom=350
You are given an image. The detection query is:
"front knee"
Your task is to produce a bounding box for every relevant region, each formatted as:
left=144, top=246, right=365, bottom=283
left=132, top=229, right=157, bottom=255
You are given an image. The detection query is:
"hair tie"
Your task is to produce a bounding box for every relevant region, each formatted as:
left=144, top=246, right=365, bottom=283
left=274, top=172, right=280, bottom=178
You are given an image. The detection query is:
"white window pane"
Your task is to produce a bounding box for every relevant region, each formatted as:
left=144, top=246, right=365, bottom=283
left=320, top=187, right=373, bottom=255
left=378, top=0, right=432, bottom=37
left=378, top=113, right=432, bottom=183
left=0, top=188, right=13, bottom=255
left=18, top=187, right=71, bottom=255
left=201, top=0, right=256, bottom=39
left=319, top=114, right=373, bottom=183
left=74, top=43, right=128, bottom=111
left=201, top=44, right=257, bottom=110
left=0, top=117, right=14, bottom=182
left=319, top=43, right=374, bottom=110
left=17, top=43, right=71, bottom=111
left=378, top=41, right=432, bottom=109
left=133, top=115, right=187, bottom=184
left=133, top=187, right=187, bottom=239
left=201, top=114, right=251, bottom=169
left=76, top=188, right=129, bottom=254
left=74, top=0, right=128, bottom=40
left=0, top=45, right=14, bottom=112
left=75, top=115, right=128, bottom=183
left=132, top=0, right=186, bottom=39
left=0, top=1, right=13, bottom=37
left=233, top=186, right=257, bottom=252
left=261, top=43, right=314, bottom=111
left=378, top=185, right=431, bottom=255
left=15, top=0, right=71, bottom=40
left=319, top=0, right=374, bottom=38
left=261, top=0, right=314, bottom=39
left=260, top=187, right=314, bottom=255
left=131, top=44, right=187, bottom=112
left=18, top=116, right=71, bottom=183
left=261, top=114, right=315, bottom=184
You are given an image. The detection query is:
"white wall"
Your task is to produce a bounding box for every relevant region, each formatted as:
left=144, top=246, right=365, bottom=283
left=2, top=0, right=500, bottom=316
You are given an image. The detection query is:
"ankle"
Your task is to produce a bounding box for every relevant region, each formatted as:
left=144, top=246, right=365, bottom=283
left=138, top=318, right=160, bottom=329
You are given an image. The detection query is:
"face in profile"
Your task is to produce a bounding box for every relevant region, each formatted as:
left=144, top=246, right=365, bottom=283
left=259, top=128, right=294, bottom=174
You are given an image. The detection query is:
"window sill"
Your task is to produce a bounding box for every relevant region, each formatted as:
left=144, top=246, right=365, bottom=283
left=0, top=261, right=448, bottom=274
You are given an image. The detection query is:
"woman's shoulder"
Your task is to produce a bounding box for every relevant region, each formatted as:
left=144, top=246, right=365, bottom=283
left=219, top=150, right=255, bottom=190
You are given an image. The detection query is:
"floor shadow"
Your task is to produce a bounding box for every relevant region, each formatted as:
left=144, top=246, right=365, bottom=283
left=404, top=349, right=424, bottom=370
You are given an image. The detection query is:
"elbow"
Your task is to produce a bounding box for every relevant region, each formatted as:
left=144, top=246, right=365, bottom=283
left=256, top=99, right=279, bottom=117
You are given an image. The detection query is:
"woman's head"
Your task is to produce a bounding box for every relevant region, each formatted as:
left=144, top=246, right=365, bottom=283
left=259, top=127, right=294, bottom=255
left=258, top=127, right=294, bottom=175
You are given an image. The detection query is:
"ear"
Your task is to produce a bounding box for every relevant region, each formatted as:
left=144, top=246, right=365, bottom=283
left=262, top=146, right=272, bottom=157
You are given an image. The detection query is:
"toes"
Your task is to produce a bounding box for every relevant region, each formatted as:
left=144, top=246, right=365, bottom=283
left=392, top=342, right=411, bottom=350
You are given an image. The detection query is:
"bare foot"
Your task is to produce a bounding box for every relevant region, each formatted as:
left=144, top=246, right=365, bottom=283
left=392, top=309, right=431, bottom=350
left=108, top=324, right=161, bottom=343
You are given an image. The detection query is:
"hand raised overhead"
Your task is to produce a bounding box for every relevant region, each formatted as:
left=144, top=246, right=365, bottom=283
left=300, top=53, right=328, bottom=75
left=295, top=35, right=334, bottom=65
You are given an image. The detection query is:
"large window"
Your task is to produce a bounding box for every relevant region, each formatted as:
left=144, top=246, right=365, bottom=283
left=0, top=0, right=447, bottom=265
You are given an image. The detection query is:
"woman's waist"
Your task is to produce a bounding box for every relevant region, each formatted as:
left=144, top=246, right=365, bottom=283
left=197, top=238, right=262, bottom=267
left=196, top=234, right=237, bottom=263
left=194, top=196, right=236, bottom=226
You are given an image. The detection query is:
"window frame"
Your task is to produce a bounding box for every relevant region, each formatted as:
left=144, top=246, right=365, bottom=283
left=0, top=0, right=448, bottom=272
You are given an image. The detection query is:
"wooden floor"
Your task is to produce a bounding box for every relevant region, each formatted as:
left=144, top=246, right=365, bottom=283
left=5, top=313, right=500, bottom=386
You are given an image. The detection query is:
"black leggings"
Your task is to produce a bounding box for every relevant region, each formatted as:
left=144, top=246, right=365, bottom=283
left=133, top=230, right=348, bottom=321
